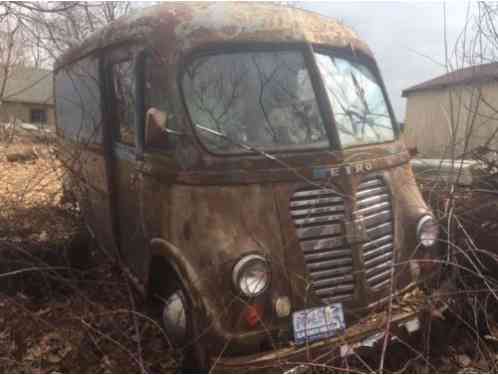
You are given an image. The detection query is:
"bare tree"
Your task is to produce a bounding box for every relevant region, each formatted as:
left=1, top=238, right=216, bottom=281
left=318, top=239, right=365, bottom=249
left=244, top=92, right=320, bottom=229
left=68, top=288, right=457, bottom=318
left=0, top=2, right=133, bottom=142
left=29, top=2, right=132, bottom=62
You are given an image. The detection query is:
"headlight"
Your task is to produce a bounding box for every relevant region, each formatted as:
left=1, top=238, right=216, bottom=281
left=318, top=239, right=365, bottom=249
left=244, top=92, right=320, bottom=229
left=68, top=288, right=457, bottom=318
left=416, top=215, right=439, bottom=247
left=232, top=255, right=270, bottom=297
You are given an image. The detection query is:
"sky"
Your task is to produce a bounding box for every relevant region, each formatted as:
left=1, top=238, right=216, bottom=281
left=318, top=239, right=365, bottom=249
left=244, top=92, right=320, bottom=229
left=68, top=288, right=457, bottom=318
left=301, top=2, right=471, bottom=121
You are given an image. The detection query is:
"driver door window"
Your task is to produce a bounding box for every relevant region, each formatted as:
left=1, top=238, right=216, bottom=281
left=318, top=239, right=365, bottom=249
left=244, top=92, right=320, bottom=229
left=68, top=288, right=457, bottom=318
left=144, top=54, right=173, bottom=150
left=111, top=59, right=136, bottom=146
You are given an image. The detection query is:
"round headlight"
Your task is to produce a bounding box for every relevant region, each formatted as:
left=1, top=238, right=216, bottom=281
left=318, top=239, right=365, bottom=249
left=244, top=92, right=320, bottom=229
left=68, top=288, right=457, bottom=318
left=416, top=215, right=439, bottom=247
left=232, top=255, right=270, bottom=297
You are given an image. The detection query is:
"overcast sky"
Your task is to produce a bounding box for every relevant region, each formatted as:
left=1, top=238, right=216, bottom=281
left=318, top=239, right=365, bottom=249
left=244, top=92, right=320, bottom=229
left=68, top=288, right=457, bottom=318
left=301, top=2, right=471, bottom=121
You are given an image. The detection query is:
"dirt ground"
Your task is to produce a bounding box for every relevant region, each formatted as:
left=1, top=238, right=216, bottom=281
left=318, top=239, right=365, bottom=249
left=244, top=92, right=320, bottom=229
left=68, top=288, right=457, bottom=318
left=1, top=131, right=498, bottom=373
left=0, top=132, right=178, bottom=373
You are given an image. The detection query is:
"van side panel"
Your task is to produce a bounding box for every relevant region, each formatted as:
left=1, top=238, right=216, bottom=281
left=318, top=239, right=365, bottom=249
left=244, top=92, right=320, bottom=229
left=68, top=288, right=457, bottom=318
left=54, top=56, right=117, bottom=255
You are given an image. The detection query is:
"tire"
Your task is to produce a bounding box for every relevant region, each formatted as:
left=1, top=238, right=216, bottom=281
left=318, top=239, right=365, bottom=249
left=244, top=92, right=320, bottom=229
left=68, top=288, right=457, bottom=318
left=152, top=276, right=206, bottom=373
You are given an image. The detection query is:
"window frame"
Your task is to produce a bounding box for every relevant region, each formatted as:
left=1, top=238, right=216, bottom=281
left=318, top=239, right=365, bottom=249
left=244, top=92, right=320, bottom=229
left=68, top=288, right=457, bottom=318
left=178, top=42, right=336, bottom=157
left=178, top=42, right=400, bottom=157
left=312, top=45, right=400, bottom=149
left=55, top=55, right=103, bottom=145
left=107, top=56, right=137, bottom=147
left=103, top=46, right=173, bottom=158
left=30, top=108, right=47, bottom=124
left=141, top=50, right=176, bottom=156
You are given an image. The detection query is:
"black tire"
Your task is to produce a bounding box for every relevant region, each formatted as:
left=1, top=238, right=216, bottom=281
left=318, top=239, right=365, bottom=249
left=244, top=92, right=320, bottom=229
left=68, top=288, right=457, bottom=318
left=151, top=274, right=207, bottom=373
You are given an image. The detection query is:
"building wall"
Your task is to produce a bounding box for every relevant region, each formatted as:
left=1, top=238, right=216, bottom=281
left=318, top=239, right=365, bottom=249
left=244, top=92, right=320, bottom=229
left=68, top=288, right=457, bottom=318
left=404, top=82, right=498, bottom=158
left=0, top=101, right=55, bottom=127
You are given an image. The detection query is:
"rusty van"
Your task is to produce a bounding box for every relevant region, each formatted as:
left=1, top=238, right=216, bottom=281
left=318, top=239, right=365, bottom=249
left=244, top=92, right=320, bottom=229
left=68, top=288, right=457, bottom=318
left=54, top=3, right=444, bottom=372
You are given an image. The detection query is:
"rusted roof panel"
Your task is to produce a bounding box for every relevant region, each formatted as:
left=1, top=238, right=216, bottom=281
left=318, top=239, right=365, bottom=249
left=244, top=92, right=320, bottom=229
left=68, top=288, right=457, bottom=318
left=55, top=3, right=372, bottom=70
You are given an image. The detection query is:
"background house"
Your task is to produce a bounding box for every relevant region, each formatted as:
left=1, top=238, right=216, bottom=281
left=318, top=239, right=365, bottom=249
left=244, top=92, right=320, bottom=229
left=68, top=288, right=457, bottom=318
left=0, top=65, right=54, bottom=127
left=402, top=63, right=498, bottom=159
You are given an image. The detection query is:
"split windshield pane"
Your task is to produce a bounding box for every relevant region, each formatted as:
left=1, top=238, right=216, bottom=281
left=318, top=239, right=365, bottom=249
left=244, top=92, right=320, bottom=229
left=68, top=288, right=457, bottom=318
left=315, top=53, right=395, bottom=148
left=182, top=50, right=328, bottom=153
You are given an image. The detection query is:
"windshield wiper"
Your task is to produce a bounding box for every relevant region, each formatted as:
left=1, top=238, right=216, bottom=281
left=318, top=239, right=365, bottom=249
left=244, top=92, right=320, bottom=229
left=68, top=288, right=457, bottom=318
left=193, top=123, right=345, bottom=196
left=194, top=123, right=274, bottom=156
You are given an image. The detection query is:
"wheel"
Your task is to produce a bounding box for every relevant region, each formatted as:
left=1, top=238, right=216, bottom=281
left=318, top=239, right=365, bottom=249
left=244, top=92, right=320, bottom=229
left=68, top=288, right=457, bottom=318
left=152, top=275, right=207, bottom=373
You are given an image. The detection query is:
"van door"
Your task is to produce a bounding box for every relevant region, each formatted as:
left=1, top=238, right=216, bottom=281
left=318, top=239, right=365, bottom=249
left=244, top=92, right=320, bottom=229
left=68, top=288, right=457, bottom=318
left=106, top=52, right=146, bottom=280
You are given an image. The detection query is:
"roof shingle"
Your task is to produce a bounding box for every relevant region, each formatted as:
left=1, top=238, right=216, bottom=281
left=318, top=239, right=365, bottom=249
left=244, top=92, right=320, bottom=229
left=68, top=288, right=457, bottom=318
left=402, top=62, right=498, bottom=97
left=0, top=65, right=53, bottom=105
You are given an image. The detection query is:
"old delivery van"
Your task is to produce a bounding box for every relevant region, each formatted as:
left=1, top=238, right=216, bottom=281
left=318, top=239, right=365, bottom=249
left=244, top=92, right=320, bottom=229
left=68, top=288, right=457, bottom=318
left=54, top=3, right=443, bottom=371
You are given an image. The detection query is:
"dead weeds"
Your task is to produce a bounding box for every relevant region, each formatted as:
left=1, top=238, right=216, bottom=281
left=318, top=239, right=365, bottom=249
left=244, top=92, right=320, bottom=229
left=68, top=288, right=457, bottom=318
left=0, top=132, right=177, bottom=373
left=1, top=131, right=498, bottom=373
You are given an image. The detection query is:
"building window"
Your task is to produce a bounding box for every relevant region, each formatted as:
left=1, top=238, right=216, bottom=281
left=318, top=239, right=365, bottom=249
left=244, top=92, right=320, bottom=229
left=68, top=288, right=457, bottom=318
left=30, top=108, right=47, bottom=124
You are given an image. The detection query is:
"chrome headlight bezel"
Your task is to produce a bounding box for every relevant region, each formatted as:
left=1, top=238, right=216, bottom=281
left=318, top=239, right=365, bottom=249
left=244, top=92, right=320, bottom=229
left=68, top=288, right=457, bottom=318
left=232, top=254, right=270, bottom=298
left=416, top=214, right=439, bottom=247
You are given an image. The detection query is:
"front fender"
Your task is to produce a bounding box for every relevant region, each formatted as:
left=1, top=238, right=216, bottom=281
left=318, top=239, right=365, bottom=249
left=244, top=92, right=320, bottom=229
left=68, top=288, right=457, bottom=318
left=149, top=238, right=205, bottom=308
left=148, top=238, right=281, bottom=355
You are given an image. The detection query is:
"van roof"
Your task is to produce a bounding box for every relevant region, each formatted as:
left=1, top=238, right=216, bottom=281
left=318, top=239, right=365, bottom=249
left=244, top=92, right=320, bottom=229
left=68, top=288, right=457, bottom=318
left=55, top=3, right=372, bottom=70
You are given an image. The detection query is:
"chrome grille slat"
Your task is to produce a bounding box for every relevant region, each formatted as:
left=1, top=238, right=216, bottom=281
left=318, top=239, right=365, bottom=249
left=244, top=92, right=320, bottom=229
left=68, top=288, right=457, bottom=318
left=291, top=205, right=345, bottom=218
left=364, top=243, right=393, bottom=259
left=366, top=222, right=392, bottom=239
left=364, top=252, right=393, bottom=267
left=301, top=237, right=345, bottom=252
left=361, top=234, right=393, bottom=251
left=365, top=260, right=393, bottom=277
left=291, top=186, right=353, bottom=303
left=358, top=179, right=384, bottom=190
left=304, top=248, right=352, bottom=262
left=367, top=269, right=392, bottom=284
left=369, top=278, right=392, bottom=290
left=355, top=186, right=388, bottom=199
left=290, top=176, right=394, bottom=302
left=356, top=177, right=395, bottom=291
left=315, top=284, right=354, bottom=296
left=323, top=295, right=353, bottom=304
left=309, top=266, right=353, bottom=280
left=292, top=188, right=341, bottom=198
left=290, top=196, right=344, bottom=208
left=355, top=201, right=390, bottom=216
left=296, top=223, right=342, bottom=239
left=312, top=275, right=354, bottom=288
left=293, top=213, right=344, bottom=227
left=357, top=193, right=390, bottom=208
left=364, top=211, right=392, bottom=228
left=308, top=257, right=353, bottom=271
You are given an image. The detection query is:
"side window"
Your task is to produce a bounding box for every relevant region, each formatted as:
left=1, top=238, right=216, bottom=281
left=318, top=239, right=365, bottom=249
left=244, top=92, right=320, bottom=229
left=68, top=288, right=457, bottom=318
left=144, top=54, right=174, bottom=150
left=112, top=60, right=136, bottom=146
left=30, top=108, right=47, bottom=124
left=55, top=57, right=102, bottom=144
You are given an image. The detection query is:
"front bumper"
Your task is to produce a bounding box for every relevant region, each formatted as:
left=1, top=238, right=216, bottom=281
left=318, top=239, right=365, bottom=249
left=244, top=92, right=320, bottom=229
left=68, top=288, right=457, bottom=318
left=210, top=288, right=448, bottom=372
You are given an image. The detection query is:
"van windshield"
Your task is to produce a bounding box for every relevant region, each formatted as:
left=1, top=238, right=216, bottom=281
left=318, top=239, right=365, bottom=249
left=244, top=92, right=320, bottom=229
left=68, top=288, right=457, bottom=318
left=182, top=50, right=329, bottom=153
left=314, top=53, right=395, bottom=148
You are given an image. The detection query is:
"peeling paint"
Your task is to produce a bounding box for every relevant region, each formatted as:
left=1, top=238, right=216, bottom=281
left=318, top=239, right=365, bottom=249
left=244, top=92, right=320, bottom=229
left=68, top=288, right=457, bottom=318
left=54, top=3, right=443, bottom=369
left=56, top=3, right=372, bottom=70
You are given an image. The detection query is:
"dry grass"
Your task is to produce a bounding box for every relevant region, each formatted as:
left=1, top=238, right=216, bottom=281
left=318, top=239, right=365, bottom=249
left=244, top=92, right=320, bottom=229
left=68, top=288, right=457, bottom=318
left=0, top=132, right=67, bottom=243
left=1, top=130, right=498, bottom=372
left=0, top=131, right=177, bottom=373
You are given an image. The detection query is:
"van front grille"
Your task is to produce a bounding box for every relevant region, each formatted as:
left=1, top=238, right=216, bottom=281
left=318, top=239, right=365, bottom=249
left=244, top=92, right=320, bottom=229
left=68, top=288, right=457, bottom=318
left=356, top=177, right=394, bottom=290
left=290, top=186, right=353, bottom=304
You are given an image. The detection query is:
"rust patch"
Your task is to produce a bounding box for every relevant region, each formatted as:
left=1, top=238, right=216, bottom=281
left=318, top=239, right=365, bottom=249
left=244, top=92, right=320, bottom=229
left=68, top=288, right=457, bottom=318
left=55, top=3, right=372, bottom=70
